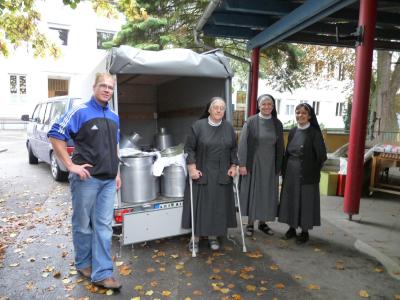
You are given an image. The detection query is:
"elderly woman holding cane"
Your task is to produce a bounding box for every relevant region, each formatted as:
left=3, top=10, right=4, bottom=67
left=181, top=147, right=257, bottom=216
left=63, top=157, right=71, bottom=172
left=238, top=94, right=284, bottom=237
left=181, top=97, right=238, bottom=254
left=278, top=103, right=327, bottom=244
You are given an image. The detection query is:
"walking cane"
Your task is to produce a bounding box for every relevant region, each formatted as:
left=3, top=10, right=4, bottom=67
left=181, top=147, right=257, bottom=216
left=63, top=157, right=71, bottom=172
left=234, top=173, right=247, bottom=253
left=189, top=177, right=197, bottom=257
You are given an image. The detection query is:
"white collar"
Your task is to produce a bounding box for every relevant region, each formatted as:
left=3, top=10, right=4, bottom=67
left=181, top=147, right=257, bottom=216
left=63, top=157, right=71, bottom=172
left=258, top=112, right=272, bottom=120
left=297, top=122, right=310, bottom=130
left=208, top=116, right=222, bottom=126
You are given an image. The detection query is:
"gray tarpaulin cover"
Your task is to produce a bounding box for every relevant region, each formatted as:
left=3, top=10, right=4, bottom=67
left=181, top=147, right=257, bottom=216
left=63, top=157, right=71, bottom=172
left=107, top=45, right=233, bottom=78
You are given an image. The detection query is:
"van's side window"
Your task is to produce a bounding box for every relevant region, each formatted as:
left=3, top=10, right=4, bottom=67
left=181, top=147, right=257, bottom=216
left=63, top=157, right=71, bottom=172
left=32, top=104, right=40, bottom=121
left=37, top=104, right=46, bottom=124
left=43, top=103, right=53, bottom=125
left=50, top=100, right=67, bottom=124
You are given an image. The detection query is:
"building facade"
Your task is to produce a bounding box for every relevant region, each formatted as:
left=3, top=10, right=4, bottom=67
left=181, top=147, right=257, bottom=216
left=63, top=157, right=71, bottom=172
left=0, top=1, right=124, bottom=120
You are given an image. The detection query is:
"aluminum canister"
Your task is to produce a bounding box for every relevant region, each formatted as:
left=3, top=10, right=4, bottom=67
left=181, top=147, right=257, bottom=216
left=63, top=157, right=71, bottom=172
left=120, top=154, right=157, bottom=203
left=161, top=164, right=186, bottom=198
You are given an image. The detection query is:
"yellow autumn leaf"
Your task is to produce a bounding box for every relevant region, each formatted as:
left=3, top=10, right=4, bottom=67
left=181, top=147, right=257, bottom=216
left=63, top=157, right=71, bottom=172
left=145, top=290, right=154, bottom=296
left=115, top=261, right=124, bottom=267
left=134, top=285, right=144, bottom=291
left=69, top=270, right=78, bottom=275
left=131, top=297, right=141, bottom=300
left=259, top=286, right=268, bottom=291
left=232, top=294, right=242, bottom=300
left=220, top=288, right=230, bottom=294
left=275, top=283, right=285, bottom=289
left=374, top=267, right=384, bottom=273
left=106, top=289, right=114, bottom=295
left=170, top=254, right=179, bottom=259
left=175, top=264, right=184, bottom=270
left=246, top=285, right=256, bottom=292
left=159, top=267, right=166, bottom=272
left=213, top=268, right=221, bottom=273
left=293, top=274, right=303, bottom=280
left=162, top=290, right=172, bottom=297
left=228, top=284, right=235, bottom=289
left=146, top=267, right=155, bottom=273
left=307, top=284, right=320, bottom=290
left=225, top=268, right=237, bottom=275
left=359, top=290, right=369, bottom=298
left=183, top=297, right=191, bottom=300
left=270, top=264, right=279, bottom=271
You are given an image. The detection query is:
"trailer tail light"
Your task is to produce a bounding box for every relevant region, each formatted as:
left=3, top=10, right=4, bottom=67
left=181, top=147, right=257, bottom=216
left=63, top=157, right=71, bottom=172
left=66, top=146, right=74, bottom=155
left=114, top=208, right=134, bottom=224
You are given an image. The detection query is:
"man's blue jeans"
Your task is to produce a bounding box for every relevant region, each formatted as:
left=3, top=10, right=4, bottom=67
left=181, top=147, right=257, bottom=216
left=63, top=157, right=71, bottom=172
left=69, top=173, right=116, bottom=282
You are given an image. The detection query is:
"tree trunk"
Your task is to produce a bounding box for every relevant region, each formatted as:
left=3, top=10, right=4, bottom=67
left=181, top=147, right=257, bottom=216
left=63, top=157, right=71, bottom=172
left=373, top=51, right=400, bottom=143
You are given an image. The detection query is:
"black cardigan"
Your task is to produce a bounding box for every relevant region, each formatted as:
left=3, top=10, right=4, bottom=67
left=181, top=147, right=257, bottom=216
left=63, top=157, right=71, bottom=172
left=185, top=118, right=238, bottom=185
left=282, top=126, right=327, bottom=184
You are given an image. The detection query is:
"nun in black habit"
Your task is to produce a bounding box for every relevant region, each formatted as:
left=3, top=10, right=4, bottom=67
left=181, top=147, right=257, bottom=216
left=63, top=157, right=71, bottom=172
left=278, top=103, right=327, bottom=244
left=182, top=97, right=238, bottom=253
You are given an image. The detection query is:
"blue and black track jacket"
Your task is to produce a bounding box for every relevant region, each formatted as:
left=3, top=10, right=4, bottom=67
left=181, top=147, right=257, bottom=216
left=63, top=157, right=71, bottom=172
left=48, top=96, right=120, bottom=180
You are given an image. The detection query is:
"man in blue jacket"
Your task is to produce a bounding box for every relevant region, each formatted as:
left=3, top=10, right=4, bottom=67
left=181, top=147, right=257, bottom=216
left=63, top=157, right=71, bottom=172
left=48, top=72, right=121, bottom=289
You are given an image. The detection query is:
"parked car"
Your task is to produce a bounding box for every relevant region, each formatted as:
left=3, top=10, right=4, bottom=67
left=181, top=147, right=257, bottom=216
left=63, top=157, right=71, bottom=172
left=21, top=96, right=85, bottom=181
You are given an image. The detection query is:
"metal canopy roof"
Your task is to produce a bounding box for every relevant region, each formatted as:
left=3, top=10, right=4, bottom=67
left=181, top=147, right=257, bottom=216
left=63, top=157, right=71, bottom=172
left=199, top=0, right=400, bottom=51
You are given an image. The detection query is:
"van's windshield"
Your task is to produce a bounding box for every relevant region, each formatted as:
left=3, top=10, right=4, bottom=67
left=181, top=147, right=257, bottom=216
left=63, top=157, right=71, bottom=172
left=71, top=98, right=86, bottom=107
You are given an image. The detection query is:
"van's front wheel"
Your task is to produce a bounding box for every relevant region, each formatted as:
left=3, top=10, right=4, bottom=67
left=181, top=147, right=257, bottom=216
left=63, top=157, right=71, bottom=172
left=51, top=152, right=68, bottom=182
left=28, top=143, right=38, bottom=164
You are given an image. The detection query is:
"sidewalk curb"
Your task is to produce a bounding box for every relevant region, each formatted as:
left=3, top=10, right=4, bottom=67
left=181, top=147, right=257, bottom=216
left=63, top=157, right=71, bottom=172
left=355, top=239, right=400, bottom=280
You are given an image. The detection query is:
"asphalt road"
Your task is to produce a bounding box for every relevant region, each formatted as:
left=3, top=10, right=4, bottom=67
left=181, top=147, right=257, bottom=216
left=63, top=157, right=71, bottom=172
left=0, top=130, right=399, bottom=300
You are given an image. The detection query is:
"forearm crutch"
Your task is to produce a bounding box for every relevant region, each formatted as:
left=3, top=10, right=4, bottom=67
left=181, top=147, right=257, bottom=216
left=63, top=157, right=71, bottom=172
left=234, top=174, right=247, bottom=253
left=189, top=177, right=197, bottom=257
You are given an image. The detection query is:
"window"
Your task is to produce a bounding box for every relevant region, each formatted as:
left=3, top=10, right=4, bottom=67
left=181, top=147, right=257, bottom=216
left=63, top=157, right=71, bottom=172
left=97, top=30, right=115, bottom=49
left=49, top=27, right=69, bottom=45
left=336, top=102, right=345, bottom=116
left=49, top=100, right=68, bottom=124
left=9, top=74, right=27, bottom=95
left=275, top=99, right=281, bottom=114
left=312, top=101, right=320, bottom=116
left=43, top=103, right=53, bottom=125
left=285, top=105, right=294, bottom=115
left=300, top=100, right=308, bottom=104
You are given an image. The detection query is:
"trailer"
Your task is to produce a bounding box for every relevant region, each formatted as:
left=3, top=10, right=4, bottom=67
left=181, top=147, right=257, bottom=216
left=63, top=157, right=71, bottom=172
left=101, top=46, right=233, bottom=247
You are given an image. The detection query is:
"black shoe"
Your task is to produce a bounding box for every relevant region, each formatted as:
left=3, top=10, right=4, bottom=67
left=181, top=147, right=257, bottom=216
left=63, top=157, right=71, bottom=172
left=296, top=232, right=309, bottom=244
left=258, top=223, right=274, bottom=235
left=284, top=227, right=297, bottom=240
left=245, top=225, right=254, bottom=237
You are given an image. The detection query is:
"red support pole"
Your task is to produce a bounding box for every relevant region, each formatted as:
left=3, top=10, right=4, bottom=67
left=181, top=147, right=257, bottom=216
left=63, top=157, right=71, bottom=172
left=344, top=0, right=377, bottom=217
left=249, top=47, right=260, bottom=116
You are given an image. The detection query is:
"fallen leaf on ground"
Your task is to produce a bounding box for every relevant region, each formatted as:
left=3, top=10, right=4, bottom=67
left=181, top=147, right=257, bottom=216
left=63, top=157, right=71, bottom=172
left=359, top=290, right=369, bottom=298
left=246, top=251, right=263, bottom=258
left=259, top=287, right=268, bottom=291
left=119, top=265, right=132, bottom=276
left=275, top=283, right=285, bottom=289
left=42, top=272, right=50, bottom=278
left=150, top=281, right=158, bottom=287
left=53, top=271, right=61, bottom=278
left=270, top=264, right=279, bottom=271
left=170, top=254, right=179, bottom=259
left=131, top=297, right=140, bottom=300
left=246, top=285, right=256, bottom=292
left=394, top=294, right=400, bottom=300
left=106, top=289, right=114, bottom=295
left=9, top=263, right=19, bottom=267
left=134, top=285, right=144, bottom=291
left=374, top=267, right=384, bottom=273
left=162, top=290, right=172, bottom=297
left=336, top=261, right=345, bottom=270
left=231, top=294, right=242, bottom=300
left=115, top=261, right=124, bottom=267
left=293, top=274, right=303, bottom=280
left=193, top=290, right=203, bottom=296
left=307, top=284, right=320, bottom=290
left=183, top=297, right=191, bottom=300
left=145, top=290, right=154, bottom=296
left=146, top=267, right=155, bottom=273
left=175, top=264, right=184, bottom=270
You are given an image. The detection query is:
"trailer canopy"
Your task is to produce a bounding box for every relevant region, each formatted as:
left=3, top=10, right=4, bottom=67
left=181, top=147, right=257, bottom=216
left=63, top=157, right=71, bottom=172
left=107, top=46, right=233, bottom=78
